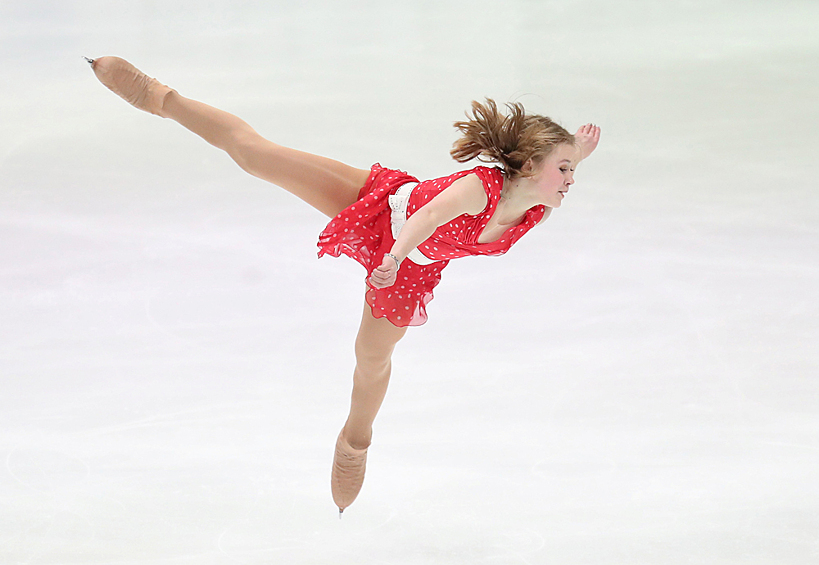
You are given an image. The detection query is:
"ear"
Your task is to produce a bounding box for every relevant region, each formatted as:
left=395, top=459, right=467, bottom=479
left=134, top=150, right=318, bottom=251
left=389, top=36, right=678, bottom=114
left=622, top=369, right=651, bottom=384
left=522, top=156, right=544, bottom=177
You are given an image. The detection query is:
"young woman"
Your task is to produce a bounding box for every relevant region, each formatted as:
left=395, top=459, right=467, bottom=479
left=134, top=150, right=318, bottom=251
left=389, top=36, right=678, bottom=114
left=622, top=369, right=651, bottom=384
left=86, top=56, right=601, bottom=515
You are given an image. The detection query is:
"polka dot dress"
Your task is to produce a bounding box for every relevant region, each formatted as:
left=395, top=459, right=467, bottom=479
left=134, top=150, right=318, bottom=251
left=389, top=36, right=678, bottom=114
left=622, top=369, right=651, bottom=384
left=318, top=163, right=546, bottom=327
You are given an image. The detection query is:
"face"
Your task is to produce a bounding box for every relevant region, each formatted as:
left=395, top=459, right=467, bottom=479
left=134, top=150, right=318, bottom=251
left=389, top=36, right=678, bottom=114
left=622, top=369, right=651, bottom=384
left=527, top=143, right=578, bottom=208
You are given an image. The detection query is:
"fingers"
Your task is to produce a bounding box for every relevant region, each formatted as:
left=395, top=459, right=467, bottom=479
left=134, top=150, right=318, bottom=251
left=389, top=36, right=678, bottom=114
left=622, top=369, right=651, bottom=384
left=574, top=123, right=601, bottom=161
left=368, top=261, right=398, bottom=289
left=368, top=274, right=395, bottom=289
left=579, top=124, right=601, bottom=140
left=575, top=123, right=601, bottom=141
left=369, top=270, right=391, bottom=285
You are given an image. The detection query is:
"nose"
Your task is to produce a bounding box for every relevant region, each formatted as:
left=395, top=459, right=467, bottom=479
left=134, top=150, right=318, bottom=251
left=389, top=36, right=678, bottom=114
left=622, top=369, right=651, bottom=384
left=566, top=173, right=575, bottom=186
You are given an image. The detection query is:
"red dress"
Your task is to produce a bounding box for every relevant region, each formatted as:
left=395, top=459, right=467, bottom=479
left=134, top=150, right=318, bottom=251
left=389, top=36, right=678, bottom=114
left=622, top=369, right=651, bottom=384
left=317, top=163, right=546, bottom=327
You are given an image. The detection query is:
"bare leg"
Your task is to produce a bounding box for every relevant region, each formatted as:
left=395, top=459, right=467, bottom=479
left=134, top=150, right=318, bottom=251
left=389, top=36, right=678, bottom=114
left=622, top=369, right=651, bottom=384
left=91, top=58, right=402, bottom=512
left=160, top=92, right=370, bottom=218
left=343, top=301, right=408, bottom=448
left=331, top=300, right=407, bottom=513
left=89, top=56, right=370, bottom=218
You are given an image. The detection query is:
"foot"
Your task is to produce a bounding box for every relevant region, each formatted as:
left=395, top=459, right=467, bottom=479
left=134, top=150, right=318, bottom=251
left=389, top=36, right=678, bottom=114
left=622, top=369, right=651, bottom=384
left=89, top=56, right=174, bottom=117
left=331, top=429, right=369, bottom=514
left=575, top=123, right=601, bottom=161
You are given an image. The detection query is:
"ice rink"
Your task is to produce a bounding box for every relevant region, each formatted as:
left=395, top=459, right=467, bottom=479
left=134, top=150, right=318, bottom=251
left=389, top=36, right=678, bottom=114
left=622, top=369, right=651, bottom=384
left=2, top=1, right=818, bottom=563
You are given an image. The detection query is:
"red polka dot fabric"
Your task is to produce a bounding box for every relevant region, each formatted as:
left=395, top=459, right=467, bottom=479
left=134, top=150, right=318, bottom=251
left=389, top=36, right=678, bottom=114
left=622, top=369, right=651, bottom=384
left=317, top=163, right=546, bottom=327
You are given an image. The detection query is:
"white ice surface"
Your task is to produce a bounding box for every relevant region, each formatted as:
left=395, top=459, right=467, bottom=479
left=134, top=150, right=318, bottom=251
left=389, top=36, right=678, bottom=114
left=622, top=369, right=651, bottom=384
left=1, top=1, right=818, bottom=564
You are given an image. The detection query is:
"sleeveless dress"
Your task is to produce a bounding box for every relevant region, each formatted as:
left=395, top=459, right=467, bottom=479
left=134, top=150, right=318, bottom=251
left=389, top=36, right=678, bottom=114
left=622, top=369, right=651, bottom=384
left=317, top=163, right=546, bottom=327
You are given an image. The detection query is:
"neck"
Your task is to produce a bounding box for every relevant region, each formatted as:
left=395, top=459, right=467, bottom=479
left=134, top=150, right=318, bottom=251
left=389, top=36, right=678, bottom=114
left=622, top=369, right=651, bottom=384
left=499, top=176, right=542, bottom=221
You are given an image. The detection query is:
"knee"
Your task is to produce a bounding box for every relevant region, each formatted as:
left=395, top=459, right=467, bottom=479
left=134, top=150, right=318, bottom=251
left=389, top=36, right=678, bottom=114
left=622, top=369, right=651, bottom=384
left=353, top=311, right=406, bottom=379
left=226, top=129, right=268, bottom=174
left=354, top=343, right=393, bottom=380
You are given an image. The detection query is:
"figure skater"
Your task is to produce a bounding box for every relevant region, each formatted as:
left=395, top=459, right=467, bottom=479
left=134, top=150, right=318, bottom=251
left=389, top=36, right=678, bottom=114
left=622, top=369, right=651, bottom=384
left=86, top=56, right=601, bottom=515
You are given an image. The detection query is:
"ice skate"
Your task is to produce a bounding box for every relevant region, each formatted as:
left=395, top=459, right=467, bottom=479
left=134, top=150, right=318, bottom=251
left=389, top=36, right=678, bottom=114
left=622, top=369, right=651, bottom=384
left=331, top=429, right=368, bottom=514
left=87, top=56, right=174, bottom=116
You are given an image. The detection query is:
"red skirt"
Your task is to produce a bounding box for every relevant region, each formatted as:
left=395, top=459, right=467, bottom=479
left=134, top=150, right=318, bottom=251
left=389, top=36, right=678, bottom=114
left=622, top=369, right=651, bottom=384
left=317, top=164, right=449, bottom=327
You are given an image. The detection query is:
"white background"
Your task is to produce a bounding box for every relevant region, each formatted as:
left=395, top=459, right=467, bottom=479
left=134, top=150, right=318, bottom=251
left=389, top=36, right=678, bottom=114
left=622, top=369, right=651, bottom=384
left=1, top=1, right=818, bottom=563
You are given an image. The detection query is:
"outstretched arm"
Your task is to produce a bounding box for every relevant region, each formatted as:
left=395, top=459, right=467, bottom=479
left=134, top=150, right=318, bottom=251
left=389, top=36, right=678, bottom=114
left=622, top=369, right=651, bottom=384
left=368, top=174, right=487, bottom=289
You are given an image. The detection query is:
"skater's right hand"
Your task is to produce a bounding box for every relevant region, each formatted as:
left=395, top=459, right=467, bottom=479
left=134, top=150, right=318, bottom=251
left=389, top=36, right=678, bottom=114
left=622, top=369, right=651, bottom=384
left=368, top=254, right=400, bottom=289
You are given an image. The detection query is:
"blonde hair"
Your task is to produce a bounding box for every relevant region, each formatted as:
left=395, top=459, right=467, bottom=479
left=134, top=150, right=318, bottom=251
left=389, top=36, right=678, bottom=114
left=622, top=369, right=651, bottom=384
left=450, top=99, right=575, bottom=178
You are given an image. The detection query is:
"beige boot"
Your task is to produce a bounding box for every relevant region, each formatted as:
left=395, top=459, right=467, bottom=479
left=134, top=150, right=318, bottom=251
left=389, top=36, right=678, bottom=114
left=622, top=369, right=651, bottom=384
left=87, top=56, right=174, bottom=116
left=331, top=429, right=368, bottom=515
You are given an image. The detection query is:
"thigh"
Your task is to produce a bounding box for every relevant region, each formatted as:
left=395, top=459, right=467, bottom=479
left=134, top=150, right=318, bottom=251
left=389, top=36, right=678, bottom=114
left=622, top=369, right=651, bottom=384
left=354, top=300, right=408, bottom=367
left=240, top=136, right=371, bottom=218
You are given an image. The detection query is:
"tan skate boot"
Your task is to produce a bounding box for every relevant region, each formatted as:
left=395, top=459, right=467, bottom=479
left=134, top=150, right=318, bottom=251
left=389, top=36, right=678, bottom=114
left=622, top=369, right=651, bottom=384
left=331, top=429, right=368, bottom=515
left=86, top=56, right=174, bottom=117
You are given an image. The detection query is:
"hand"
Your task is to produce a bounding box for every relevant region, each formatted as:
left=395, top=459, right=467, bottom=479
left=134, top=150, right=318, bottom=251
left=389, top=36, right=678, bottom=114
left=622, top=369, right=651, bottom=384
left=368, top=254, right=400, bottom=289
left=575, top=123, right=601, bottom=161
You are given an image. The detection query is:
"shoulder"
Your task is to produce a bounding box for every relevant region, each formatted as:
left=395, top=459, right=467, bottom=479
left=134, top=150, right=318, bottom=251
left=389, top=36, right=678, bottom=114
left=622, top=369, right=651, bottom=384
left=418, top=171, right=488, bottom=220
left=445, top=173, right=489, bottom=215
left=452, top=165, right=503, bottom=202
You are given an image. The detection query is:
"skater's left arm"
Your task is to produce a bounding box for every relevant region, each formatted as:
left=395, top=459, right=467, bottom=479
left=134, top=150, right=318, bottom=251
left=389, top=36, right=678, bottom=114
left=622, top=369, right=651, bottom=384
left=575, top=123, right=601, bottom=161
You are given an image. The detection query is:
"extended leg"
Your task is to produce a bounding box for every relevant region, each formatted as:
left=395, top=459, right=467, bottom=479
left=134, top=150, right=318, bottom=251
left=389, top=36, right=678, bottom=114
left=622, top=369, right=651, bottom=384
left=332, top=301, right=407, bottom=513
left=90, top=56, right=369, bottom=218
left=160, top=92, right=369, bottom=217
